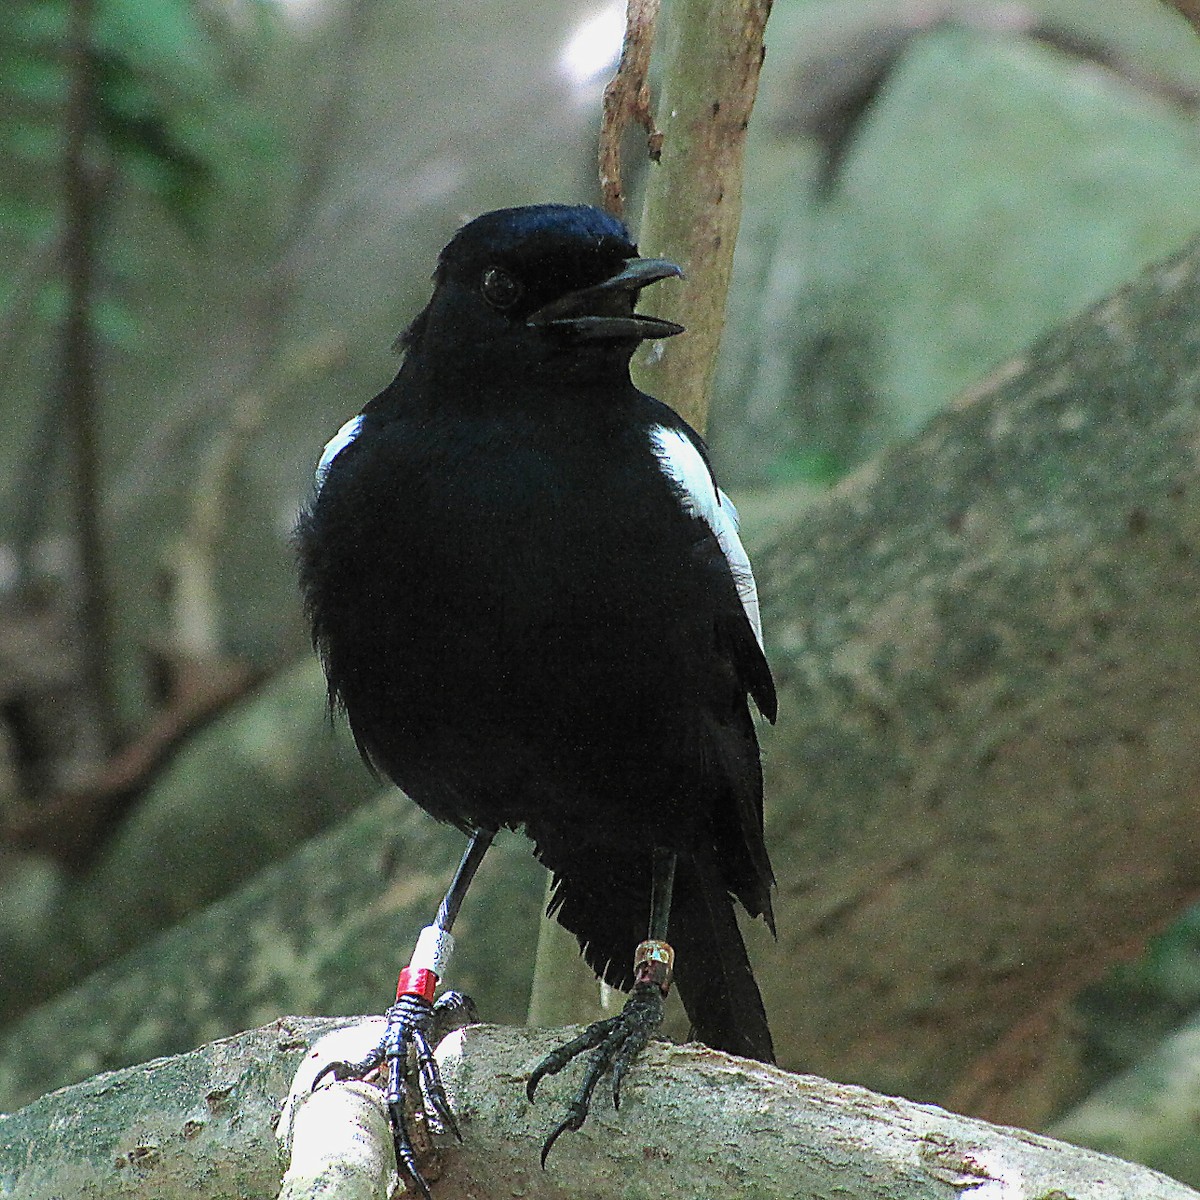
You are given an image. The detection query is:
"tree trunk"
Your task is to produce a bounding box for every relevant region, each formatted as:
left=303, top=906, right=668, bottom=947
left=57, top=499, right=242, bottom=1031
left=753, top=234, right=1200, bottom=1124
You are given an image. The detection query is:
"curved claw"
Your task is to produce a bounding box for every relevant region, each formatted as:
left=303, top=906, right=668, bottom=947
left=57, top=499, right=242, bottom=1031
left=530, top=982, right=665, bottom=1165
left=539, top=1103, right=588, bottom=1167
left=431, top=989, right=480, bottom=1035
left=315, top=994, right=468, bottom=1197
left=526, top=1061, right=550, bottom=1104
left=412, top=1027, right=462, bottom=1141
left=389, top=1098, right=435, bottom=1200
left=312, top=1059, right=349, bottom=1091
left=526, top=1017, right=618, bottom=1103
left=312, top=1047, right=386, bottom=1092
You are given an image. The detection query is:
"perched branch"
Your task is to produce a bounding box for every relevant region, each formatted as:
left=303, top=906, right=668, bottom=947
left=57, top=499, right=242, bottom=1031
left=6, top=1018, right=1198, bottom=1200
left=632, top=0, right=773, bottom=431
left=598, top=0, right=662, bottom=218
left=0, top=1016, right=333, bottom=1200
left=278, top=1080, right=395, bottom=1200
left=277, top=1024, right=398, bottom=1200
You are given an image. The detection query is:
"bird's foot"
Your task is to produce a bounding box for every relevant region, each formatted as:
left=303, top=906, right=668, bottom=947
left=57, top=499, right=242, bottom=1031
left=526, top=940, right=674, bottom=1165
left=313, top=989, right=476, bottom=1200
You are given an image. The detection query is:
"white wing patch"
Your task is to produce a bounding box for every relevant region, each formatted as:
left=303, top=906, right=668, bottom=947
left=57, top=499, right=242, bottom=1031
left=647, top=424, right=764, bottom=647
left=315, top=414, right=365, bottom=490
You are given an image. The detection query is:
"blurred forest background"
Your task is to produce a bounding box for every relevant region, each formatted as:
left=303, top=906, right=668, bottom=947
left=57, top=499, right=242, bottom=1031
left=4, top=0, right=1200, bottom=1186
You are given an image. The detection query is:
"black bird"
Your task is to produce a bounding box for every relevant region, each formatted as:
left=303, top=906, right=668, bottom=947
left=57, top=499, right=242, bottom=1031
left=296, top=204, right=776, bottom=1193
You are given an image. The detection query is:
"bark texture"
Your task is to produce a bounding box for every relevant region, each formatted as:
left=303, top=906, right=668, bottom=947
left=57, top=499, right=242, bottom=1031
left=753, top=238, right=1200, bottom=1123
left=4, top=1018, right=1197, bottom=1200
left=632, top=0, right=774, bottom=430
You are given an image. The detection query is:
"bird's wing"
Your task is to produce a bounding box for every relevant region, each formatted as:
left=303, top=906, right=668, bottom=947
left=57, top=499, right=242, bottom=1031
left=647, top=424, right=764, bottom=647
left=647, top=422, right=775, bottom=724
left=314, top=414, right=365, bottom=490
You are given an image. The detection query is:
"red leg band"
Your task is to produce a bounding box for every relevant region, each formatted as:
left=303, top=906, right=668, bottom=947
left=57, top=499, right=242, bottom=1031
left=396, top=966, right=439, bottom=1002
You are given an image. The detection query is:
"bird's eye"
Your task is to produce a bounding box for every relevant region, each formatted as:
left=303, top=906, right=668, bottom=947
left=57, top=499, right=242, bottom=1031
left=480, top=267, right=523, bottom=311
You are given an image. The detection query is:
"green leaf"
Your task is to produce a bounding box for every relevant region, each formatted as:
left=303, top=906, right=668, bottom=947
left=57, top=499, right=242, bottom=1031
left=0, top=197, right=55, bottom=239
left=27, top=282, right=141, bottom=348
left=767, top=449, right=846, bottom=487
left=0, top=1, right=67, bottom=46
left=0, top=54, right=67, bottom=106
left=1, top=122, right=61, bottom=163
left=93, top=296, right=142, bottom=346
left=95, top=0, right=215, bottom=82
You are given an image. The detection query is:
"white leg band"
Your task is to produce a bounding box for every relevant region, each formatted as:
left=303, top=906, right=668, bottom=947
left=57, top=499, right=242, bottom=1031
left=412, top=925, right=455, bottom=977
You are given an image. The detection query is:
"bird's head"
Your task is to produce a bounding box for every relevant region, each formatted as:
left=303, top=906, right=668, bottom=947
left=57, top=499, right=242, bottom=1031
left=399, top=205, right=683, bottom=383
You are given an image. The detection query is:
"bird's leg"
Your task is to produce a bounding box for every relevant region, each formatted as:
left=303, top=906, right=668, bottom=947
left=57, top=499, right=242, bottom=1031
left=527, top=848, right=677, bottom=1165
left=312, top=827, right=494, bottom=1199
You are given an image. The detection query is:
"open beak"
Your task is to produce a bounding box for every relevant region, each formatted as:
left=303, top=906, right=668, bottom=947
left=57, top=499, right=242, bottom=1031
left=526, top=257, right=685, bottom=341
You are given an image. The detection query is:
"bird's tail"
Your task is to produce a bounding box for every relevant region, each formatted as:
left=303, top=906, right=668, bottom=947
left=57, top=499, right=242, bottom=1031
left=669, top=853, right=775, bottom=1064
left=542, top=845, right=775, bottom=1065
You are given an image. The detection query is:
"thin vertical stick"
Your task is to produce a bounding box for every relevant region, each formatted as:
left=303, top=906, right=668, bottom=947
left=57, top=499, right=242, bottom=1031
left=63, top=0, right=118, bottom=753
left=598, top=0, right=662, bottom=218
left=632, top=0, right=773, bottom=434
